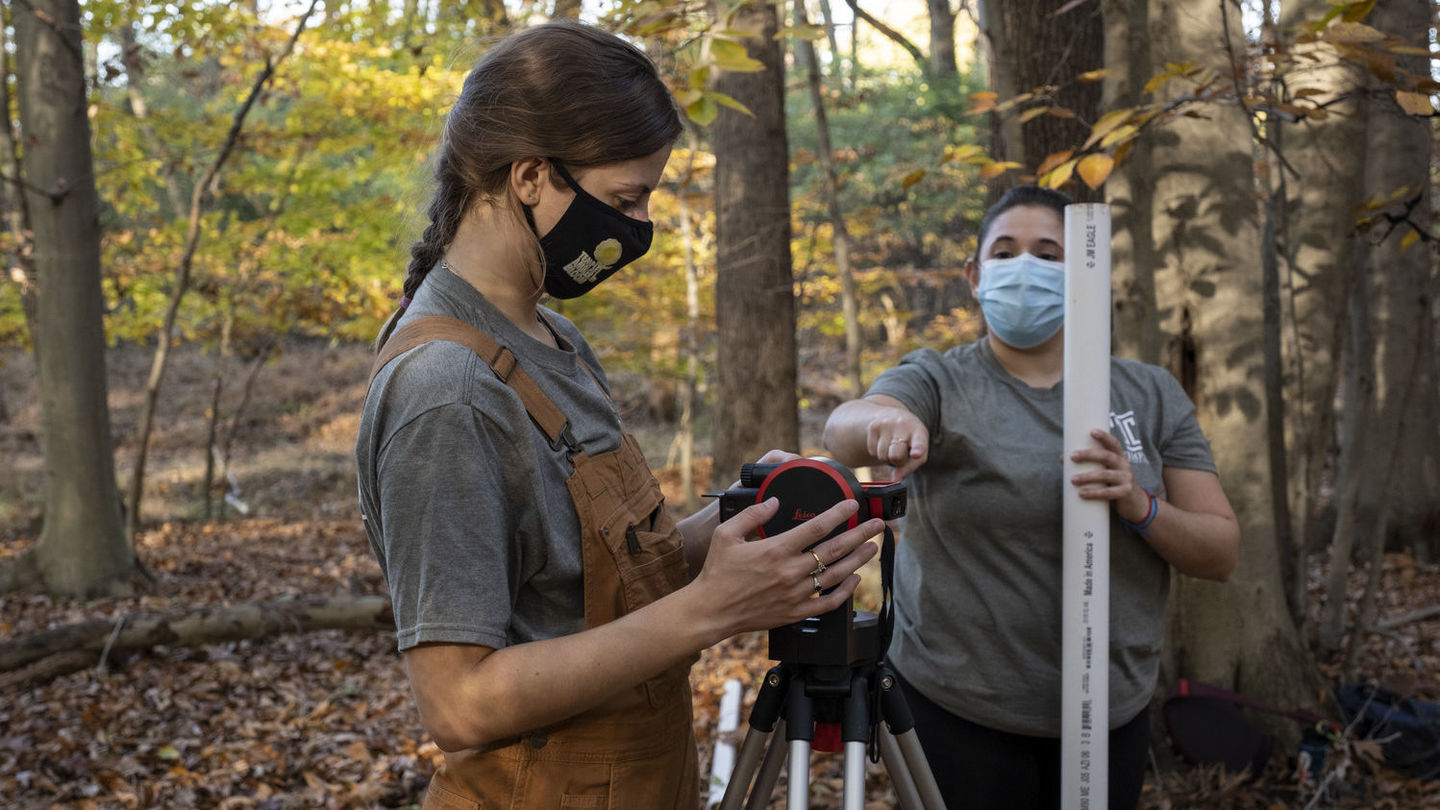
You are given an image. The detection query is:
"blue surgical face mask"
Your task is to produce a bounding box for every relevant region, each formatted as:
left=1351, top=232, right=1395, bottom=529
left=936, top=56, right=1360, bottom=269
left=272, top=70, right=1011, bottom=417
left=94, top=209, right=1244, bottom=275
left=976, top=253, right=1066, bottom=349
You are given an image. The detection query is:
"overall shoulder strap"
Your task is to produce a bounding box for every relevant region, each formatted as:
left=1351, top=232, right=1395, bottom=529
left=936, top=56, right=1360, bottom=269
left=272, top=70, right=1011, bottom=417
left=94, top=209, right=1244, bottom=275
left=369, top=315, right=578, bottom=452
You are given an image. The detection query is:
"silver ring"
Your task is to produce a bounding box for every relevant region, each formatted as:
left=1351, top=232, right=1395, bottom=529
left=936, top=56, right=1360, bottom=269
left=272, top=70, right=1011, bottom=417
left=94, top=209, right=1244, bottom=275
left=808, top=550, right=827, bottom=575
left=890, top=437, right=906, bottom=444
left=812, top=574, right=823, bottom=593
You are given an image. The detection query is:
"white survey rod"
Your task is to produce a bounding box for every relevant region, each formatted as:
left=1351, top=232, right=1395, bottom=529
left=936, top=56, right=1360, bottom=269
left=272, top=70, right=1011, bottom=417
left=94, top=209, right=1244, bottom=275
left=1061, top=203, right=1111, bottom=810
left=705, top=679, right=743, bottom=808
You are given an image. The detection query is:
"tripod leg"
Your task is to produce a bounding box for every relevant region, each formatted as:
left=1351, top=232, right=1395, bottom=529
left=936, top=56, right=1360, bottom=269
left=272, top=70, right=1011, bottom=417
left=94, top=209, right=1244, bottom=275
left=842, top=673, right=870, bottom=810
left=720, top=727, right=775, bottom=810
left=877, top=668, right=947, bottom=810
left=879, top=727, right=923, bottom=810
left=787, top=739, right=812, bottom=810
left=744, top=718, right=789, bottom=810
left=784, top=676, right=814, bottom=810
left=722, top=666, right=794, bottom=810
left=843, top=742, right=867, bottom=810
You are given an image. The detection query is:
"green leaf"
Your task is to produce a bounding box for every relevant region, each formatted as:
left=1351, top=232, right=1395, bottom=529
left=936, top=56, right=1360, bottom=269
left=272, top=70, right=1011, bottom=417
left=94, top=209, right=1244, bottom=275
left=687, top=95, right=719, bottom=126
left=710, top=38, right=765, bottom=72
left=709, top=91, right=753, bottom=116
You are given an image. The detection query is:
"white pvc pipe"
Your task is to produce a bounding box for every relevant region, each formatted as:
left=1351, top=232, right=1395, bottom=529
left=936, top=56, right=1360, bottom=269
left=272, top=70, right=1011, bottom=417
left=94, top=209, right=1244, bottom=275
left=706, top=679, right=744, bottom=808
left=1061, top=203, right=1112, bottom=810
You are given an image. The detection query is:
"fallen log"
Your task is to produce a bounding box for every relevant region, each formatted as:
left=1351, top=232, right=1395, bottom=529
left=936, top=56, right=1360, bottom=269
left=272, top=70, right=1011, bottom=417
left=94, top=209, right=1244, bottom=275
left=1377, top=602, right=1440, bottom=632
left=0, top=595, right=395, bottom=677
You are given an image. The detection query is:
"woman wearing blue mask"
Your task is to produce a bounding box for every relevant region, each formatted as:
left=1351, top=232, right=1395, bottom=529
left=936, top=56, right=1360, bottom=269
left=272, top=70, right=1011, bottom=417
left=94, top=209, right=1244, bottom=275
left=823, top=185, right=1239, bottom=809
left=355, top=22, right=881, bottom=809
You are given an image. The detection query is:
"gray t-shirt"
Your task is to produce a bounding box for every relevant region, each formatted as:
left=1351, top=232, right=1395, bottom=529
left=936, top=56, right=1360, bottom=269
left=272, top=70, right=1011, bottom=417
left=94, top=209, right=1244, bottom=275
left=355, top=267, right=624, bottom=652
left=870, top=339, right=1216, bottom=736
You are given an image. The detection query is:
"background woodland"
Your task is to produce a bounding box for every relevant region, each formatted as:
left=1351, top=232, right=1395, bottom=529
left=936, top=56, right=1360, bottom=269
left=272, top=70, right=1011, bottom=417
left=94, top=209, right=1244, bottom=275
left=1, top=0, right=1438, bottom=807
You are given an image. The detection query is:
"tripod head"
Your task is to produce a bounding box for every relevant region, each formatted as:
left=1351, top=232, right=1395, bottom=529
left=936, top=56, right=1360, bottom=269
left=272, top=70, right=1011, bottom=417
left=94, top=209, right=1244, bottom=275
left=707, top=458, right=905, bottom=668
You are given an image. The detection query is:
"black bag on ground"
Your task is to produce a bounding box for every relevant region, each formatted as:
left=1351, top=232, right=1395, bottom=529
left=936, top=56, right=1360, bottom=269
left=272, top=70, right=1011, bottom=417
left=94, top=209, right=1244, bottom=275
left=1162, top=679, right=1336, bottom=776
left=1337, top=683, right=1440, bottom=781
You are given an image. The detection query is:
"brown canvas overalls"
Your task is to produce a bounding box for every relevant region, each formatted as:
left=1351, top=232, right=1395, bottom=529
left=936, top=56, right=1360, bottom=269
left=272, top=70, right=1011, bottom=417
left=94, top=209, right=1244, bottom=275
left=371, top=316, right=700, bottom=809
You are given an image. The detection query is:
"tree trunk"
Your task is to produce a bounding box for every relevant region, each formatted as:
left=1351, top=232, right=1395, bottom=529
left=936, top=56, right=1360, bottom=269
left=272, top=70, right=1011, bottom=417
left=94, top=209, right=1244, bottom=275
left=202, top=311, right=236, bottom=519
left=797, top=0, right=861, bottom=398
left=979, top=0, right=1105, bottom=201
left=814, top=0, right=843, bottom=92
left=710, top=0, right=800, bottom=485
left=1274, top=0, right=1365, bottom=624
left=1142, top=0, right=1323, bottom=729
left=924, top=0, right=958, bottom=85
left=1102, top=0, right=1162, bottom=365
left=1363, top=0, right=1440, bottom=559
left=14, top=0, right=135, bottom=597
left=677, top=131, right=704, bottom=513
left=1318, top=252, right=1377, bottom=658
left=0, top=596, right=395, bottom=687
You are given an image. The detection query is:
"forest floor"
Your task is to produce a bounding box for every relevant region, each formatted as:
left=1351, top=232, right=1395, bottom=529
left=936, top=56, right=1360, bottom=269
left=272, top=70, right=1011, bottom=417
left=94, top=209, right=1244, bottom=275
left=1, top=341, right=1437, bottom=809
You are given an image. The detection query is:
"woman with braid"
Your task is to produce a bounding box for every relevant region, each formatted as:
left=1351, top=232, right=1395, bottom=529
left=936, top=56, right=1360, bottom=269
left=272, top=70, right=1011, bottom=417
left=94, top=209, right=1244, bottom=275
left=354, top=22, right=879, bottom=809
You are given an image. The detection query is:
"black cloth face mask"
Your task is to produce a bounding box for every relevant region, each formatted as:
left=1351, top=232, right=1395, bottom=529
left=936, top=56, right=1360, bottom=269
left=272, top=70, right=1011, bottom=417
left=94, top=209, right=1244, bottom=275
left=526, top=161, right=654, bottom=299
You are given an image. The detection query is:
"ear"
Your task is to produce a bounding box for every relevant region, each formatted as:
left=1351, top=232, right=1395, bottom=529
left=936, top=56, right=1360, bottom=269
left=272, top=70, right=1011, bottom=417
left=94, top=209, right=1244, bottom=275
left=964, top=257, right=980, bottom=297
left=509, top=158, right=548, bottom=207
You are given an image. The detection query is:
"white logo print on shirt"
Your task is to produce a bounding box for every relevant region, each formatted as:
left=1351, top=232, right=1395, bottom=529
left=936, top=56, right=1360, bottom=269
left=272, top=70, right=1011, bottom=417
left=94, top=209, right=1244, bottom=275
left=1110, top=410, right=1148, bottom=465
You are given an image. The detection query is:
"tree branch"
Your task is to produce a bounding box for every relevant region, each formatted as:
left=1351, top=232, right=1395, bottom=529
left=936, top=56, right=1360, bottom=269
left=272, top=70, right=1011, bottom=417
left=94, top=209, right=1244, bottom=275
left=1, top=171, right=66, bottom=205
left=1376, top=603, right=1440, bottom=632
left=126, top=0, right=322, bottom=546
left=842, top=0, right=926, bottom=71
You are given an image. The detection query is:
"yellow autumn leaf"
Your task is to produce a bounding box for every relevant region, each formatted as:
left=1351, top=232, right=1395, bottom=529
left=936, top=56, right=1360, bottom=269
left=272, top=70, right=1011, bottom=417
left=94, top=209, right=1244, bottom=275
left=966, top=91, right=999, bottom=115
left=979, top=160, right=1022, bottom=180
left=1099, top=124, right=1139, bottom=149
left=1039, top=158, right=1077, bottom=189
left=1395, top=90, right=1434, bottom=116
left=1325, top=21, right=1384, bottom=43
left=1077, top=69, right=1112, bottom=82
left=1018, top=106, right=1050, bottom=124
left=1084, top=108, right=1135, bottom=150
left=1077, top=153, right=1115, bottom=189
left=901, top=169, right=927, bottom=190
left=942, top=143, right=985, bottom=164
left=1037, top=149, right=1075, bottom=176
left=1143, top=71, right=1176, bottom=95
left=1400, top=229, right=1420, bottom=251
left=774, top=24, right=826, bottom=41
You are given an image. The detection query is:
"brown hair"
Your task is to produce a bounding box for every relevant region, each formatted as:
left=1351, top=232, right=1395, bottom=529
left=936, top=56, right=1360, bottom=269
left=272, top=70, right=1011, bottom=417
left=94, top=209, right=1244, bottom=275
left=378, top=21, right=683, bottom=348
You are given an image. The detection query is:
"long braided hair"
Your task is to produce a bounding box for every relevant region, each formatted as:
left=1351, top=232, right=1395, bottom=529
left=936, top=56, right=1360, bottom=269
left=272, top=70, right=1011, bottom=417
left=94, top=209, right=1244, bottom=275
left=376, top=21, right=683, bottom=349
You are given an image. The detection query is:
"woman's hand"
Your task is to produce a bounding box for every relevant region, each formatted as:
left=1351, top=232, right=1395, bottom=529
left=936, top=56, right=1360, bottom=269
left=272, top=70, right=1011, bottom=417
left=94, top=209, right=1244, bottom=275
left=1067, top=428, right=1150, bottom=523
left=823, top=395, right=929, bottom=479
left=689, top=497, right=881, bottom=641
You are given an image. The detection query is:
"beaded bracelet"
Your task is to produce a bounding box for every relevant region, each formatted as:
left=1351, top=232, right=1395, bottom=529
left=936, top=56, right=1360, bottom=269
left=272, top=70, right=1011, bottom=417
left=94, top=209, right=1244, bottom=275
left=1120, top=489, right=1159, bottom=536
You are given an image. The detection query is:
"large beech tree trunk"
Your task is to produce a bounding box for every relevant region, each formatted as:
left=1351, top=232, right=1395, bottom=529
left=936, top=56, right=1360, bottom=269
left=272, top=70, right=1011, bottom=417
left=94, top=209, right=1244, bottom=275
left=711, top=0, right=800, bottom=483
left=1136, top=0, right=1323, bottom=730
left=14, top=0, right=135, bottom=597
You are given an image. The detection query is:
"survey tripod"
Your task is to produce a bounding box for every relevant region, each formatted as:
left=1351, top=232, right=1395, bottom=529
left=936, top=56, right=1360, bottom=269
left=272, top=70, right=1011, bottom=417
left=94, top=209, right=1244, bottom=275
left=717, top=527, right=946, bottom=810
